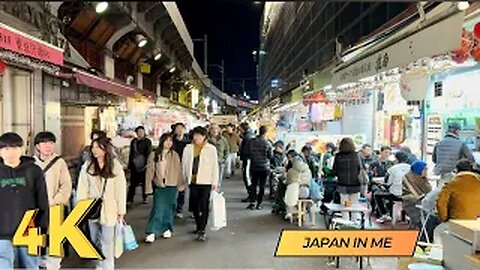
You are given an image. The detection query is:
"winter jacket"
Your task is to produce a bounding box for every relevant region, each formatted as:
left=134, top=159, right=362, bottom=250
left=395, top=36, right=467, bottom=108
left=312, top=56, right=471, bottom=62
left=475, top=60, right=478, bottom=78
left=286, top=157, right=312, bottom=186
left=433, top=134, right=474, bottom=175
left=239, top=129, right=255, bottom=161
left=182, top=143, right=219, bottom=186
left=76, top=159, right=127, bottom=226
left=173, top=136, right=189, bottom=161
left=402, top=171, right=432, bottom=207
left=333, top=152, right=361, bottom=194
left=34, top=155, right=72, bottom=206
left=436, top=171, right=480, bottom=222
left=128, top=137, right=153, bottom=172
left=248, top=136, right=273, bottom=172
left=0, top=157, right=49, bottom=240
left=208, top=135, right=230, bottom=164
left=223, top=131, right=241, bottom=153
left=145, top=150, right=185, bottom=194
left=322, top=151, right=336, bottom=182
left=271, top=150, right=286, bottom=169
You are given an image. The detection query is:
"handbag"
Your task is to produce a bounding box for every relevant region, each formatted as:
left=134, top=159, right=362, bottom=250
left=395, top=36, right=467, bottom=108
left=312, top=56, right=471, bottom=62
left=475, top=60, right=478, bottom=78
left=114, top=221, right=124, bottom=258
left=88, top=177, right=107, bottom=220
left=132, top=140, right=147, bottom=172
left=210, top=191, right=227, bottom=231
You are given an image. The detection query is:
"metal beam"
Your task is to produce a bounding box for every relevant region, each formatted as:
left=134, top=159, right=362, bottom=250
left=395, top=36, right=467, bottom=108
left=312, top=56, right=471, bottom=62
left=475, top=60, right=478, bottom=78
left=105, top=21, right=136, bottom=51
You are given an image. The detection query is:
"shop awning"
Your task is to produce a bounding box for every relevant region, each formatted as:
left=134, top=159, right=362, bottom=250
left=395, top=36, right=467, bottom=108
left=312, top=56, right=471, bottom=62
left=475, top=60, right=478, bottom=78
left=74, top=70, right=136, bottom=98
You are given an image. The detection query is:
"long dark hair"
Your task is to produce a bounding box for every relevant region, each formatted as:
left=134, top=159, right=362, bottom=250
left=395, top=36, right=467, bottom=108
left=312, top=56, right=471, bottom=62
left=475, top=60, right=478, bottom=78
left=88, top=137, right=116, bottom=179
left=338, top=138, right=356, bottom=154
left=154, top=133, right=174, bottom=162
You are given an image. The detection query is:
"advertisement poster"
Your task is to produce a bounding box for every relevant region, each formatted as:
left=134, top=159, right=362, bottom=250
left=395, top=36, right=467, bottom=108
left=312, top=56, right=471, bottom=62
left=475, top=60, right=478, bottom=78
left=390, top=115, right=406, bottom=146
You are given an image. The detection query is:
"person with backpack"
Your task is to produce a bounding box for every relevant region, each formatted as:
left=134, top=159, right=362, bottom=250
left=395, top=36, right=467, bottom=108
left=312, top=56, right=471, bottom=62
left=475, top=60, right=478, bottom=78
left=144, top=133, right=184, bottom=243
left=0, top=132, right=49, bottom=269
left=127, top=126, right=152, bottom=207
left=76, top=136, right=126, bottom=270
left=33, top=132, right=72, bottom=270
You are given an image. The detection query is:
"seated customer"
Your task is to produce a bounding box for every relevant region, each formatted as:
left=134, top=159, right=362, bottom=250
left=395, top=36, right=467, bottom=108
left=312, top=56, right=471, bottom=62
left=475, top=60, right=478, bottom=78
left=437, top=159, right=480, bottom=221
left=402, top=161, right=432, bottom=228
left=284, top=150, right=311, bottom=220
left=375, top=151, right=411, bottom=223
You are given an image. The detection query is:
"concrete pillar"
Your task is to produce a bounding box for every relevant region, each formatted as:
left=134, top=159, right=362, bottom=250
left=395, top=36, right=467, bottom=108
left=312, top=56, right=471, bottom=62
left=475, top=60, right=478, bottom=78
left=137, top=72, right=143, bottom=90
left=43, top=75, right=62, bottom=154
left=32, top=69, right=44, bottom=133
left=2, top=67, right=12, bottom=132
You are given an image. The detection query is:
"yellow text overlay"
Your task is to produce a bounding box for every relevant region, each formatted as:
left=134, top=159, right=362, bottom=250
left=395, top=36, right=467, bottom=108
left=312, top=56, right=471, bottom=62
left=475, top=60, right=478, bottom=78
left=275, top=230, right=419, bottom=257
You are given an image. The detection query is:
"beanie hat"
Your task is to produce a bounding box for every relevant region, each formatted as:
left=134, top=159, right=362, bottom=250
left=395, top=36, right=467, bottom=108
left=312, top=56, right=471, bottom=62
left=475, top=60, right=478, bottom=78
left=411, top=161, right=427, bottom=175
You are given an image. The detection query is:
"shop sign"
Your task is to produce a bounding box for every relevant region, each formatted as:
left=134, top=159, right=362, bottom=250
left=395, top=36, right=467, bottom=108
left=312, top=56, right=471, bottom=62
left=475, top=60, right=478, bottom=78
left=271, top=78, right=280, bottom=88
left=332, top=12, right=464, bottom=87
left=0, top=2, right=70, bottom=58
left=290, top=87, right=303, bottom=103
left=0, top=22, right=63, bottom=66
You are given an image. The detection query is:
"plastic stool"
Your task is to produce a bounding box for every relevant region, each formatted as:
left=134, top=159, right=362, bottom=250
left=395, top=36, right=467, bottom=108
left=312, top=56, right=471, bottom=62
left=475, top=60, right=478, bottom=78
left=297, top=199, right=315, bottom=227
left=408, top=263, right=444, bottom=270
left=392, top=201, right=403, bottom=226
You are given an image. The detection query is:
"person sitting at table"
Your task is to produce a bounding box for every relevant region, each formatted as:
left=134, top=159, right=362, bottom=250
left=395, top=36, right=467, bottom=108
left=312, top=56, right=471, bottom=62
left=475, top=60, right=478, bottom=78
left=284, top=150, right=311, bottom=221
left=402, top=161, right=432, bottom=229
left=374, top=151, right=410, bottom=224
left=368, top=146, right=394, bottom=216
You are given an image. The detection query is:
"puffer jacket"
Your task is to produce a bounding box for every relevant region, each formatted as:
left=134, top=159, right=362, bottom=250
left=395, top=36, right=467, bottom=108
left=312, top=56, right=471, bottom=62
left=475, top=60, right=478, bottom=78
left=248, top=136, right=273, bottom=171
left=239, top=129, right=255, bottom=161
left=286, top=157, right=312, bottom=186
left=208, top=135, right=230, bottom=164
left=433, top=134, right=474, bottom=175
left=333, top=152, right=361, bottom=193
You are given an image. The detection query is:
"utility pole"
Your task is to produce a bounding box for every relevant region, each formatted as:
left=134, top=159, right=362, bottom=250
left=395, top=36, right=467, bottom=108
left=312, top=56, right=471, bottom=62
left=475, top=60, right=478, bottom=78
left=203, top=34, right=208, bottom=75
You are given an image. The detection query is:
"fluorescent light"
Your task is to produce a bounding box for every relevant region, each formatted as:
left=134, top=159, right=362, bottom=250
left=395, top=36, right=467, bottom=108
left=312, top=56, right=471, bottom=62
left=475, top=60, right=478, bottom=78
left=95, top=2, right=108, bottom=13
left=169, top=66, right=176, bottom=73
left=457, top=1, right=469, bottom=11
left=154, top=52, right=162, bottom=61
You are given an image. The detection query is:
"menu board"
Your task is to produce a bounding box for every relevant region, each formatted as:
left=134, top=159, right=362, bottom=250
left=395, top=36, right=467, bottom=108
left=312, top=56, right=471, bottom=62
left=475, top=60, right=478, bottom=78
left=426, top=114, right=443, bottom=155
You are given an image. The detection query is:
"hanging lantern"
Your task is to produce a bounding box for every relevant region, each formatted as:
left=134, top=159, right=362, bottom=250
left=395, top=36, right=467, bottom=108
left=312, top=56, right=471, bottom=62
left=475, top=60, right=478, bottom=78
left=474, top=22, right=480, bottom=39
left=0, top=60, right=5, bottom=75
left=452, top=52, right=469, bottom=64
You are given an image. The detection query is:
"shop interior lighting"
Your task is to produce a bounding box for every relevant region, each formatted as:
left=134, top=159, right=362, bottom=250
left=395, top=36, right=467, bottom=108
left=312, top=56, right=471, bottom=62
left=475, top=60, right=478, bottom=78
left=95, top=2, right=108, bottom=13
left=136, top=34, right=147, bottom=48
left=169, top=66, right=176, bottom=73
left=457, top=2, right=470, bottom=11
left=154, top=51, right=162, bottom=61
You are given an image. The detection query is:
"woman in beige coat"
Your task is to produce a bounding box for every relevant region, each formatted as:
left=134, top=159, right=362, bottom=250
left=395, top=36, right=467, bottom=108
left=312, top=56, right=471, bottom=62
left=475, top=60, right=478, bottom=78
left=144, top=133, right=184, bottom=243
left=77, top=137, right=126, bottom=270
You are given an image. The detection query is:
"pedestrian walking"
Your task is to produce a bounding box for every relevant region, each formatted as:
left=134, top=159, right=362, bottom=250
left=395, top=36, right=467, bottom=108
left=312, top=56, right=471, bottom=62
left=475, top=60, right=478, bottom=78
left=239, top=122, right=255, bottom=202
left=208, top=124, right=229, bottom=190
left=224, top=123, right=241, bottom=178
left=247, top=126, right=273, bottom=210
left=182, top=127, right=218, bottom=241
left=127, top=126, right=152, bottom=207
left=172, top=123, right=190, bottom=218
left=144, top=133, right=185, bottom=243
left=0, top=132, right=49, bottom=269
left=34, top=132, right=72, bottom=270
left=76, top=137, right=127, bottom=270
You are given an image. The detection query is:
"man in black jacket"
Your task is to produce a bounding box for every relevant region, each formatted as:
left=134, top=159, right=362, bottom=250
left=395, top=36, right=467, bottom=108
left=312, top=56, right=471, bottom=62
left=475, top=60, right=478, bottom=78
left=0, top=132, right=49, bottom=269
left=247, top=126, right=273, bottom=210
left=127, top=126, right=152, bottom=207
left=171, top=123, right=190, bottom=218
left=239, top=123, right=255, bottom=202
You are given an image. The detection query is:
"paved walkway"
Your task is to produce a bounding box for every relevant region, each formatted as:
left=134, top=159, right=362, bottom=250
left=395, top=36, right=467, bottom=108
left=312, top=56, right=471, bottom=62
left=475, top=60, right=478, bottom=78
left=64, top=173, right=399, bottom=269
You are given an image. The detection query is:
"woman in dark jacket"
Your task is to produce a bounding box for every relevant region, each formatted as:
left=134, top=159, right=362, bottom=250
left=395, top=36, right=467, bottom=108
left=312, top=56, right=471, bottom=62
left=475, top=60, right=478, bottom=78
left=333, top=138, right=362, bottom=220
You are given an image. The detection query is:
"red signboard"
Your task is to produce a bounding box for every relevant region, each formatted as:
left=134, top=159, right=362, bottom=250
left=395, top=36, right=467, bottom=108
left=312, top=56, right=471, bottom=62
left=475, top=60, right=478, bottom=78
left=0, top=22, right=63, bottom=66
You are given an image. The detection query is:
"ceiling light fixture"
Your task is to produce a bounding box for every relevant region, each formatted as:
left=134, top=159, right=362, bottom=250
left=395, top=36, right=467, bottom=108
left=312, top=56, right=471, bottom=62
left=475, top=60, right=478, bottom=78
left=457, top=1, right=470, bottom=11
left=153, top=50, right=162, bottom=61
left=169, top=66, right=176, bottom=73
left=136, top=34, right=147, bottom=48
left=95, top=2, right=108, bottom=13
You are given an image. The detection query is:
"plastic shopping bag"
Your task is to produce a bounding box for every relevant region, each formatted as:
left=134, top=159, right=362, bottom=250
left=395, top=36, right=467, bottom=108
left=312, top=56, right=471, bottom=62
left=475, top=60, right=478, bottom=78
left=122, top=223, right=138, bottom=251
left=309, top=179, right=323, bottom=202
left=210, top=191, right=227, bottom=231
left=114, top=222, right=124, bottom=258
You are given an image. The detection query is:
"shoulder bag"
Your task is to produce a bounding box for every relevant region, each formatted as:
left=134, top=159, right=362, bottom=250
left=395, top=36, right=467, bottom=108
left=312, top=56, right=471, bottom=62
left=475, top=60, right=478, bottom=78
left=43, top=156, right=62, bottom=174
left=132, top=140, right=147, bottom=172
left=88, top=176, right=107, bottom=220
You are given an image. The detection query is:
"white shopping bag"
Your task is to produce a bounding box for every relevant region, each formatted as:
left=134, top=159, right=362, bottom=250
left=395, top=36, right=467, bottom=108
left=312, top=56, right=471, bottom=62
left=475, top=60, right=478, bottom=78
left=114, top=222, right=124, bottom=258
left=210, top=191, right=227, bottom=231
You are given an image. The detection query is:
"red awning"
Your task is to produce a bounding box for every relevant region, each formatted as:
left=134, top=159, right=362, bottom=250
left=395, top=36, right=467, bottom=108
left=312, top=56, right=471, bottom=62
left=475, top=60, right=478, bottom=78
left=74, top=70, right=136, bottom=98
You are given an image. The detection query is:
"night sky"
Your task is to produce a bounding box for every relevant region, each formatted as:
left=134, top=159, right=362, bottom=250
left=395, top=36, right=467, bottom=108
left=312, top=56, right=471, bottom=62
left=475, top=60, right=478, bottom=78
left=176, top=0, right=263, bottom=100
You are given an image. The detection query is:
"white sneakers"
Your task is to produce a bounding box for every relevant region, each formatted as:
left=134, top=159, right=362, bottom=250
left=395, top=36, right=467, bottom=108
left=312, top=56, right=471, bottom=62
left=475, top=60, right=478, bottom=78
left=145, top=234, right=155, bottom=243
left=145, top=230, right=172, bottom=243
left=162, top=230, right=172, bottom=238
left=376, top=215, right=392, bottom=224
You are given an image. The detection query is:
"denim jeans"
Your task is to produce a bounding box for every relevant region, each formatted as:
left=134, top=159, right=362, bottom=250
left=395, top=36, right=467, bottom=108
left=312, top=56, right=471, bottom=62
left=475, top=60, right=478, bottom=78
left=226, top=153, right=237, bottom=176
left=88, top=221, right=115, bottom=270
left=0, top=240, right=39, bottom=270
left=218, top=163, right=226, bottom=190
